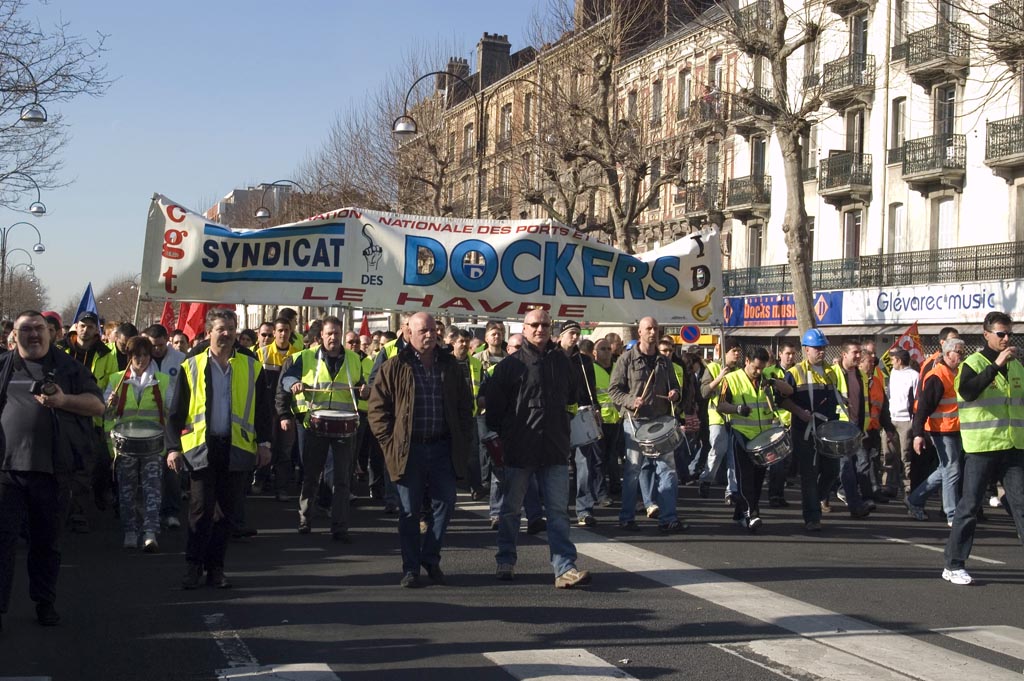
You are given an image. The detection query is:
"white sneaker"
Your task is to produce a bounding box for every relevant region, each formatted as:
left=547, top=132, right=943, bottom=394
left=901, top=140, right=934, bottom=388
left=142, top=532, right=159, bottom=553
left=123, top=531, right=138, bottom=549
left=163, top=515, right=181, bottom=529
left=942, top=568, right=973, bottom=585
left=988, top=495, right=1002, bottom=508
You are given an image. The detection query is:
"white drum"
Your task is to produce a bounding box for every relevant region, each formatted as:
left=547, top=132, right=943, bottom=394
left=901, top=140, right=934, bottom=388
left=569, top=405, right=603, bottom=448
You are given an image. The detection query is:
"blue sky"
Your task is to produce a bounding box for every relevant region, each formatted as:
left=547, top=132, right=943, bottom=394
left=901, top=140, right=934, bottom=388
left=25, top=0, right=538, bottom=309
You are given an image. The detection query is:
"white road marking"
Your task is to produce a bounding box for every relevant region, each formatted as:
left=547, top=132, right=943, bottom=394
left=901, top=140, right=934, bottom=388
left=281, top=548, right=326, bottom=553
left=483, top=648, right=635, bottom=680
left=216, top=663, right=339, bottom=680
left=204, top=613, right=259, bottom=669
left=874, top=535, right=1006, bottom=565
left=0, top=677, right=52, bottom=680
left=713, top=638, right=919, bottom=681
left=572, top=531, right=1023, bottom=681
left=459, top=502, right=490, bottom=512
left=937, top=625, right=1024, bottom=663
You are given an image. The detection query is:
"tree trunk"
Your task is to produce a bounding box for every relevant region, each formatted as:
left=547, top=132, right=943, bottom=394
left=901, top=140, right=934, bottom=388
left=777, top=128, right=815, bottom=333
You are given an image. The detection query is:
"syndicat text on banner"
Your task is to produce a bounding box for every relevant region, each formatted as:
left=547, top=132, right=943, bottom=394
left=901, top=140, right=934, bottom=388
left=140, top=194, right=724, bottom=324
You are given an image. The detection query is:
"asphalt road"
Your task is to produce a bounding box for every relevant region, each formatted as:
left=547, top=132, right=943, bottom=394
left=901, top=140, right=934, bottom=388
left=1, top=479, right=1022, bottom=681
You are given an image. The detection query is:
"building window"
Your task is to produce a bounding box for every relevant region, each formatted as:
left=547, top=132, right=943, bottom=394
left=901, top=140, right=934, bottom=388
left=804, top=36, right=818, bottom=79
left=751, top=135, right=767, bottom=177
left=463, top=123, right=474, bottom=155
left=447, top=132, right=456, bottom=160
left=890, top=97, right=906, bottom=163
left=850, top=13, right=868, bottom=56
left=801, top=124, right=818, bottom=179
left=806, top=216, right=816, bottom=259
left=843, top=209, right=862, bottom=259
left=499, top=103, right=512, bottom=144
left=651, top=79, right=663, bottom=125
left=894, top=0, right=905, bottom=43
left=627, top=90, right=638, bottom=120
left=709, top=56, right=723, bottom=88
left=523, top=93, right=533, bottom=130
left=846, top=108, right=865, bottom=154
left=934, top=84, right=956, bottom=139
left=498, top=162, right=510, bottom=190
left=650, top=157, right=661, bottom=209
left=933, top=197, right=956, bottom=249
left=461, top=176, right=472, bottom=202
left=677, top=69, right=692, bottom=118
left=747, top=223, right=763, bottom=269
left=887, top=202, right=905, bottom=253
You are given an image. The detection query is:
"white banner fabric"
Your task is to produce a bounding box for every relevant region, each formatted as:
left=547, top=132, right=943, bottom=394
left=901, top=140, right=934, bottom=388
left=140, top=194, right=723, bottom=325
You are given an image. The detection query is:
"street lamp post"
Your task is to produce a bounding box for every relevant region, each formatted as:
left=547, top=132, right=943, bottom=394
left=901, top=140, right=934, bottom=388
left=252, top=179, right=309, bottom=223
left=0, top=222, right=44, bottom=319
left=2, top=171, right=47, bottom=216
left=0, top=52, right=49, bottom=126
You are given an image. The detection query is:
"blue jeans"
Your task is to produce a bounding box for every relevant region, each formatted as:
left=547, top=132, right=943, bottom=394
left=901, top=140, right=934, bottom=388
left=575, top=443, right=603, bottom=517
left=700, top=424, right=737, bottom=493
left=619, top=418, right=678, bottom=524
left=909, top=433, right=962, bottom=522
left=394, top=441, right=456, bottom=574
left=496, top=464, right=577, bottom=577
left=837, top=450, right=866, bottom=509
left=945, top=449, right=1024, bottom=569
left=489, top=465, right=542, bottom=521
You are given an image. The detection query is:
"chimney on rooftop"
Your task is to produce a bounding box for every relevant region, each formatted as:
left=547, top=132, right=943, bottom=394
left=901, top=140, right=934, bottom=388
left=437, top=57, right=470, bottom=93
left=476, top=33, right=511, bottom=88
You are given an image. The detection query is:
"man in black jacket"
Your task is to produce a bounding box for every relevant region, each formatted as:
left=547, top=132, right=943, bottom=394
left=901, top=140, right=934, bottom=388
left=0, top=311, right=105, bottom=629
left=485, top=308, right=592, bottom=589
left=558, top=320, right=602, bottom=526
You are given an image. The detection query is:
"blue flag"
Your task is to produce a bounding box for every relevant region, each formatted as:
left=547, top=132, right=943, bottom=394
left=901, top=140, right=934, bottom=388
left=73, top=282, right=99, bottom=323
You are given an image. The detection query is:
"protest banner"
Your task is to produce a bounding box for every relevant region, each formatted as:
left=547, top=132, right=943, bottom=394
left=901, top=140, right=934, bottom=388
left=140, top=194, right=724, bottom=324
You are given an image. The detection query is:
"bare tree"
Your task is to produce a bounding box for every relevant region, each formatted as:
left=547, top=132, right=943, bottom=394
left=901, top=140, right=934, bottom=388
left=0, top=0, right=110, bottom=210
left=97, top=273, right=157, bottom=326
left=4, top=269, right=47, bottom=315
left=525, top=0, right=689, bottom=252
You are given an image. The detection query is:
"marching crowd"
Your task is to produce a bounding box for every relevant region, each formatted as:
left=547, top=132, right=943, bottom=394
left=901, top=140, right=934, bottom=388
left=0, top=304, right=1022, bottom=632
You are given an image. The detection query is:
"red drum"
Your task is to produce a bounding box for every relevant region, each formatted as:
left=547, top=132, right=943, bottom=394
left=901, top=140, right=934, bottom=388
left=309, top=409, right=359, bottom=439
left=481, top=431, right=504, bottom=467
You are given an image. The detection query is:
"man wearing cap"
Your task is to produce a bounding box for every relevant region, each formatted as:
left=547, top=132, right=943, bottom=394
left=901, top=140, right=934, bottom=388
left=558, top=320, right=602, bottom=527
left=56, top=312, right=119, bottom=529
left=907, top=338, right=965, bottom=524
left=781, top=328, right=845, bottom=532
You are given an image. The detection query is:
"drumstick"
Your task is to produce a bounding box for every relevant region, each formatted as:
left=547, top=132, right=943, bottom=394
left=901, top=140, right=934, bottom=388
left=637, top=369, right=657, bottom=403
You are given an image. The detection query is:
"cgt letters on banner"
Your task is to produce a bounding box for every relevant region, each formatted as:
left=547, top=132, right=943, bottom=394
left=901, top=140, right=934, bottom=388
left=140, top=193, right=724, bottom=324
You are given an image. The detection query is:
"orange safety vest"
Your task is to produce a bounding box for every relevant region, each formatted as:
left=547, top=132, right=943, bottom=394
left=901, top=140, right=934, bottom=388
left=923, top=362, right=960, bottom=433
left=919, top=351, right=941, bottom=384
left=866, top=365, right=885, bottom=431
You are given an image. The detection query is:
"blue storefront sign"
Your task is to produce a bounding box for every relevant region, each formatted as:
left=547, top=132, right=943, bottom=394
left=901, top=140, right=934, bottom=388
left=723, top=291, right=844, bottom=328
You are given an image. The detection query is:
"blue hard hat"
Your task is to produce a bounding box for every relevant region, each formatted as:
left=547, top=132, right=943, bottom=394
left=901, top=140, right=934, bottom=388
left=801, top=328, right=828, bottom=348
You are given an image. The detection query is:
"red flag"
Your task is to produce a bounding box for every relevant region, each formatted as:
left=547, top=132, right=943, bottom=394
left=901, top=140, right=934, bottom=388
left=887, top=322, right=926, bottom=366
left=159, top=302, right=175, bottom=331
left=358, top=314, right=370, bottom=337
left=176, top=303, right=191, bottom=334
left=182, top=303, right=210, bottom=342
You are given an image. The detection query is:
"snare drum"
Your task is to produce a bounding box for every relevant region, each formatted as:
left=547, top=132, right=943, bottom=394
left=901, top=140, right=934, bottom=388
left=481, top=431, right=504, bottom=467
left=744, top=426, right=792, bottom=467
left=633, top=416, right=682, bottom=458
left=814, top=420, right=864, bottom=459
left=309, top=409, right=359, bottom=439
left=569, top=405, right=603, bottom=448
left=110, top=421, right=165, bottom=458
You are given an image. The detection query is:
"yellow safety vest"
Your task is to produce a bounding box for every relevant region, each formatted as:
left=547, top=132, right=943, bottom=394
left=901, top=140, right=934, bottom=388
left=104, top=370, right=171, bottom=458
left=296, top=348, right=363, bottom=427
left=707, top=362, right=727, bottom=426
left=762, top=365, right=791, bottom=427
left=833, top=365, right=871, bottom=432
left=594, top=362, right=621, bottom=425
left=66, top=343, right=119, bottom=427
left=180, top=350, right=261, bottom=469
left=356, top=354, right=374, bottom=412
left=257, top=343, right=298, bottom=368
left=722, top=369, right=774, bottom=440
left=956, top=352, right=1024, bottom=454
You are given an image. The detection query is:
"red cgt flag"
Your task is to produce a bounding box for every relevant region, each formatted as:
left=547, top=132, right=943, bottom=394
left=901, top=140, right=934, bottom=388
left=182, top=303, right=210, bottom=342
left=884, top=321, right=926, bottom=371
left=159, top=302, right=175, bottom=332
left=358, top=314, right=370, bottom=337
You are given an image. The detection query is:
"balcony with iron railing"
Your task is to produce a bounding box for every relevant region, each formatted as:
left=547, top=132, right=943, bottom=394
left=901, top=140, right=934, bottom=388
left=729, top=87, right=773, bottom=137
left=990, top=0, right=1024, bottom=63
left=689, top=91, right=729, bottom=137
left=487, top=186, right=511, bottom=211
left=802, top=164, right=817, bottom=182
left=985, top=114, right=1024, bottom=181
left=735, top=0, right=772, bottom=41
left=802, top=72, right=821, bottom=88
left=887, top=146, right=905, bottom=165
left=460, top=148, right=475, bottom=167
left=821, top=53, right=875, bottom=110
left=906, top=23, right=970, bottom=88
left=902, top=133, right=966, bottom=194
left=890, top=41, right=908, bottom=61
left=826, top=0, right=875, bottom=19
left=725, top=175, right=771, bottom=220
left=818, top=152, right=872, bottom=207
left=724, top=241, right=1024, bottom=296
left=684, top=181, right=724, bottom=222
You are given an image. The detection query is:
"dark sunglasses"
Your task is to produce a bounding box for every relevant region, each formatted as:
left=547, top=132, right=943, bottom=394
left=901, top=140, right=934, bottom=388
left=526, top=322, right=551, bottom=329
left=989, top=330, right=1011, bottom=339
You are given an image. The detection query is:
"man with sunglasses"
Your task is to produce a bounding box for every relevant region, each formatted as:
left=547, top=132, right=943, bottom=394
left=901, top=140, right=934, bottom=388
left=485, top=309, right=592, bottom=589
left=943, top=312, right=1024, bottom=585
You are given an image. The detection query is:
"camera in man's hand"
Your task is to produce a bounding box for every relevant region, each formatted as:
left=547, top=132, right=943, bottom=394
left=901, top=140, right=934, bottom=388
left=29, top=371, right=57, bottom=397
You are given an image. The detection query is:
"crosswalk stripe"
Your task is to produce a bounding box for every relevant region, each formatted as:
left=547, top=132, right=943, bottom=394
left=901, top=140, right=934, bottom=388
left=215, top=664, right=339, bottom=680
left=874, top=535, right=1006, bottom=565
left=573, top=531, right=1022, bottom=681
left=483, top=648, right=635, bottom=680
left=713, top=638, right=919, bottom=681
left=204, top=613, right=259, bottom=669
left=937, top=626, right=1024, bottom=663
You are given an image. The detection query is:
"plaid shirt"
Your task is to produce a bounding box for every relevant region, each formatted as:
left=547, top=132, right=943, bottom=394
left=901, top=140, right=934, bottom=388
left=410, top=350, right=446, bottom=440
